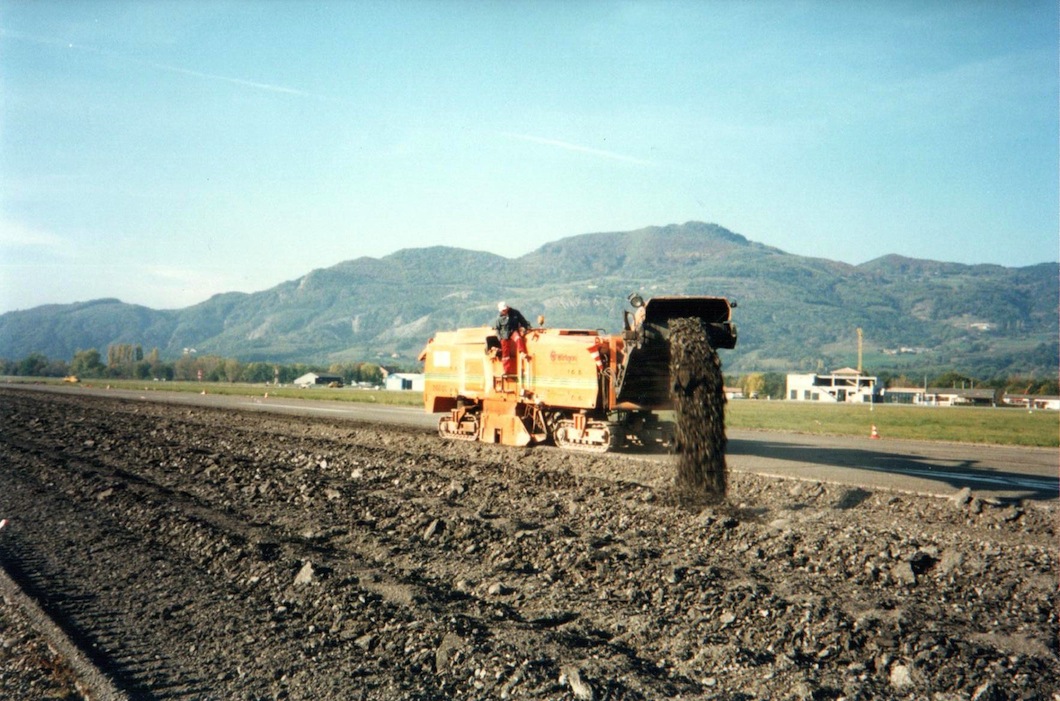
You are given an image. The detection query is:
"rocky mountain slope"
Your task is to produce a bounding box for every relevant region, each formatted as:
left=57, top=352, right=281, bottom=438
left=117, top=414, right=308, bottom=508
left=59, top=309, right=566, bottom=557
left=1, top=222, right=1056, bottom=377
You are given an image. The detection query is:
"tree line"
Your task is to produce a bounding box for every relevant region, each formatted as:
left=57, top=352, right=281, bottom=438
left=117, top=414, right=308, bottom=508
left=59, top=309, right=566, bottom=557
left=1, top=346, right=393, bottom=387
left=2, top=347, right=1056, bottom=397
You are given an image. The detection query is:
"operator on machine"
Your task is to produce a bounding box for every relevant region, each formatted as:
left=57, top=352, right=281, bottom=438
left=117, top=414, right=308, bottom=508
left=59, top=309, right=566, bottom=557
left=495, top=301, right=531, bottom=375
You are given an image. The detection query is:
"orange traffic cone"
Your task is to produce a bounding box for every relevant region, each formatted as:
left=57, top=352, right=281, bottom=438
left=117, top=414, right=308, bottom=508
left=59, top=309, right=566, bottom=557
left=870, top=425, right=881, bottom=439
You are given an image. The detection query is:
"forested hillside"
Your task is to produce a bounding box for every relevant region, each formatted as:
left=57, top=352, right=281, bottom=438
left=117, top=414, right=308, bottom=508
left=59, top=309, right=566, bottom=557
left=1, top=222, right=1056, bottom=378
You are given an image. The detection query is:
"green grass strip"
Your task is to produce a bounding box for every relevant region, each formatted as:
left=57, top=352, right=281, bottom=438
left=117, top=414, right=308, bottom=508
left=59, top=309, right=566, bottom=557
left=11, top=378, right=1059, bottom=447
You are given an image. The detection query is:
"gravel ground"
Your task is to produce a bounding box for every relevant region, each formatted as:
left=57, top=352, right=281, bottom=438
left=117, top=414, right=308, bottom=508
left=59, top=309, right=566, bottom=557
left=0, top=589, right=83, bottom=700
left=0, top=387, right=1056, bottom=700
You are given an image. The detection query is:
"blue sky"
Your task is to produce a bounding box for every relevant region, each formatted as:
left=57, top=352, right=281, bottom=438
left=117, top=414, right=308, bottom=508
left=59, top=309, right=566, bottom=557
left=1, top=0, right=1057, bottom=313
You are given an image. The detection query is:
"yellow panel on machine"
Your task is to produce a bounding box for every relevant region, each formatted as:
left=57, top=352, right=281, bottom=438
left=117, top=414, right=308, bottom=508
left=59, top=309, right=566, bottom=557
left=421, top=325, right=611, bottom=447
left=419, top=293, right=737, bottom=453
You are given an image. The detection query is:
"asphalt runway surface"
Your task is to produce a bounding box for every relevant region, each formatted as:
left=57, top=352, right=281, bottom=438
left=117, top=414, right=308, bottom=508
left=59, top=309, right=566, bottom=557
left=10, top=383, right=1058, bottom=503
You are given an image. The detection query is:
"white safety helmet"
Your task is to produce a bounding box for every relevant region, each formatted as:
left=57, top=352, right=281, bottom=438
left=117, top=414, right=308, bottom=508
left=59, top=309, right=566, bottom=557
left=498, top=301, right=508, bottom=312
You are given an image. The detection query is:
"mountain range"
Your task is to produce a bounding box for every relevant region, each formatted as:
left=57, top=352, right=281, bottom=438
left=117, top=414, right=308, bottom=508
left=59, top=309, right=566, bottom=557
left=1, top=222, right=1056, bottom=378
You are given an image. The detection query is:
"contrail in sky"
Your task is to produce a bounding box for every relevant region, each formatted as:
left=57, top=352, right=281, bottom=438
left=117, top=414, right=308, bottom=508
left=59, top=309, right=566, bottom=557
left=505, top=132, right=653, bottom=166
left=141, top=60, right=317, bottom=97
left=0, top=27, right=327, bottom=99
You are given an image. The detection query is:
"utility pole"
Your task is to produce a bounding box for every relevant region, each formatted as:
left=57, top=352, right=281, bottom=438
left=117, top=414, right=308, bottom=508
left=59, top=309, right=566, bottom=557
left=856, top=328, right=863, bottom=374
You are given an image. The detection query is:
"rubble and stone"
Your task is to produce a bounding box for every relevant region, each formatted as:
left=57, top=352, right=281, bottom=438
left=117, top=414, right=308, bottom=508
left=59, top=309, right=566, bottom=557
left=0, top=388, right=1056, bottom=699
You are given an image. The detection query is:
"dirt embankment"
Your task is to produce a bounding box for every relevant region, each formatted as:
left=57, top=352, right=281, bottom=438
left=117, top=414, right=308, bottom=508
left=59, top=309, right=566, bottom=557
left=0, top=388, right=1056, bottom=700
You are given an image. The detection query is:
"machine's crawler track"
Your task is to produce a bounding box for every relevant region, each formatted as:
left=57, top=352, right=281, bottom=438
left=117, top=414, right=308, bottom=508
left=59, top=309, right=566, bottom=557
left=437, top=408, right=480, bottom=441
left=551, top=417, right=616, bottom=453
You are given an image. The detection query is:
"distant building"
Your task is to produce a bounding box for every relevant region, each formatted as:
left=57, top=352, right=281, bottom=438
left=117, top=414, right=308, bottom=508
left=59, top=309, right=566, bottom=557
left=878, top=387, right=925, bottom=405
left=1004, top=394, right=1055, bottom=409
left=1003, top=395, right=1060, bottom=411
left=883, top=387, right=1001, bottom=407
left=384, top=373, right=424, bottom=392
left=922, top=388, right=997, bottom=407
left=293, top=373, right=344, bottom=388
left=786, top=368, right=880, bottom=403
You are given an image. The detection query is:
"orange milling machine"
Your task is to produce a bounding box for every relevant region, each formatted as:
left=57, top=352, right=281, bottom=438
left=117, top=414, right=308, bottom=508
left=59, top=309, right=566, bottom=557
left=419, top=294, right=737, bottom=452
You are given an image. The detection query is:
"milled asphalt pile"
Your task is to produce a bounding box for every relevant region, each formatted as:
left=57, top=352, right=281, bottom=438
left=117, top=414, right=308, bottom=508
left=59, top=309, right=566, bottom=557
left=668, top=317, right=728, bottom=502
